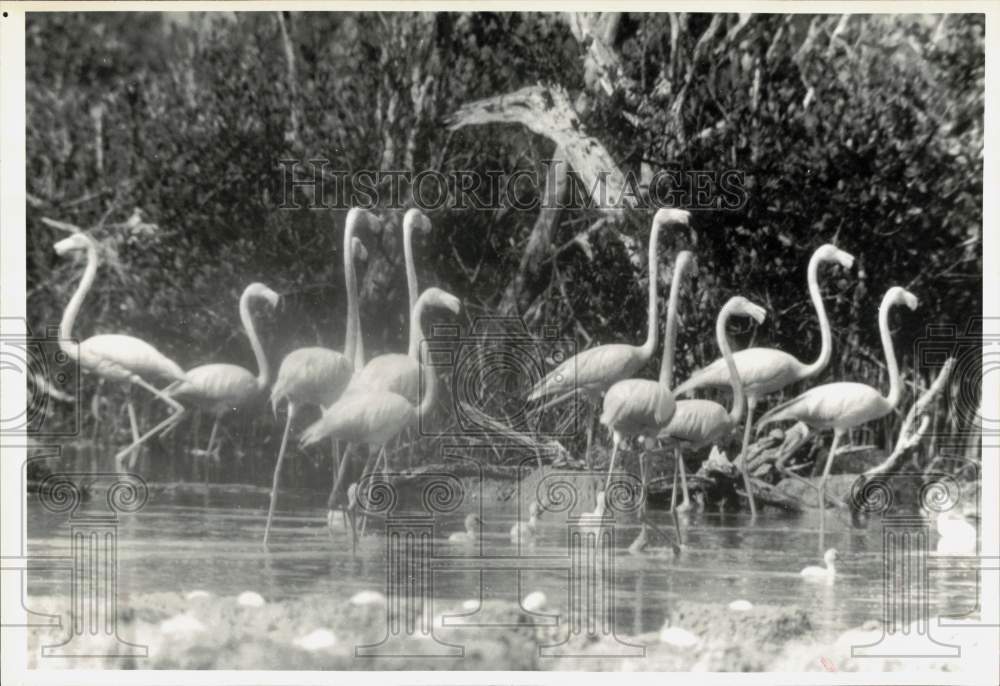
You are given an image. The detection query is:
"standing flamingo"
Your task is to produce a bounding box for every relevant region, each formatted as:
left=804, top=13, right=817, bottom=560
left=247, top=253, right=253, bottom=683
left=598, top=251, right=694, bottom=494
left=54, top=232, right=188, bottom=470
left=529, top=208, right=691, bottom=474
left=263, top=208, right=373, bottom=545
left=165, top=283, right=280, bottom=467
left=755, top=286, right=920, bottom=520
left=657, top=296, right=767, bottom=512
left=673, top=243, right=855, bottom=515
left=298, top=287, right=462, bottom=530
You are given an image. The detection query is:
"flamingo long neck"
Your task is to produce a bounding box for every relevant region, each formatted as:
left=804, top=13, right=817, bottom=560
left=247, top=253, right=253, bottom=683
left=879, top=296, right=902, bottom=410
left=414, top=298, right=437, bottom=420
left=240, top=290, right=270, bottom=391
left=404, top=218, right=420, bottom=359
left=801, top=250, right=833, bottom=379
left=658, top=255, right=690, bottom=388
left=639, top=220, right=663, bottom=361
left=718, top=302, right=746, bottom=426
left=58, top=241, right=98, bottom=360
left=343, top=210, right=363, bottom=369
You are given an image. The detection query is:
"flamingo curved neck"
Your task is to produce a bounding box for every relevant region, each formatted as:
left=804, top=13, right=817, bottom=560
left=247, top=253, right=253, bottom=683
left=718, top=302, right=746, bottom=425
left=801, top=250, right=833, bottom=379
left=58, top=241, right=98, bottom=361
left=879, top=296, right=902, bottom=409
left=343, top=210, right=364, bottom=369
left=639, top=220, right=663, bottom=362
left=240, top=291, right=270, bottom=391
left=403, top=219, right=419, bottom=359
left=658, top=255, right=691, bottom=388
left=413, top=298, right=437, bottom=419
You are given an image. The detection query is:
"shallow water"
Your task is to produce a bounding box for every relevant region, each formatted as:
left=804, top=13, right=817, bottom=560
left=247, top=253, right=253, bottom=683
left=26, top=491, right=982, bottom=639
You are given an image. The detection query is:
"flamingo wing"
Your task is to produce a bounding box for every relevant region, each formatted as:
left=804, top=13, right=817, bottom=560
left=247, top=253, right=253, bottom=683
left=348, top=353, right=419, bottom=404
left=658, top=399, right=732, bottom=449
left=170, top=363, right=258, bottom=410
left=271, top=347, right=353, bottom=410
left=300, top=390, right=413, bottom=447
left=600, top=379, right=675, bottom=436
left=79, top=334, right=186, bottom=383
left=756, top=381, right=892, bottom=431
left=674, top=348, right=804, bottom=397
left=530, top=344, right=644, bottom=400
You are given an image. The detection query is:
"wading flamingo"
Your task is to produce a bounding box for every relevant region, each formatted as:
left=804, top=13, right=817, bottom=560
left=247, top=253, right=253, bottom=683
left=673, top=244, right=855, bottom=515
left=599, top=251, right=696, bottom=496
left=54, top=232, right=188, bottom=470
left=263, top=209, right=372, bottom=545
left=165, top=283, right=280, bottom=467
left=756, top=287, right=920, bottom=520
left=297, top=287, right=462, bottom=530
left=657, top=295, right=767, bottom=512
left=529, top=208, right=691, bottom=474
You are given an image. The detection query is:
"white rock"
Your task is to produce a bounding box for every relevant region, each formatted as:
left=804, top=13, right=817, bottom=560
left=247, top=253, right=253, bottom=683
left=659, top=625, right=701, bottom=648
left=185, top=590, right=212, bottom=601
left=159, top=613, right=206, bottom=636
left=728, top=599, right=753, bottom=612
left=293, top=628, right=337, bottom=651
left=522, top=591, right=547, bottom=613
left=237, top=591, right=266, bottom=608
left=350, top=590, right=386, bottom=606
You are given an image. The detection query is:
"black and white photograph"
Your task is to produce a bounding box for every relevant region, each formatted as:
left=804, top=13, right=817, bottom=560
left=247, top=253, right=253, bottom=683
left=0, top=2, right=996, bottom=681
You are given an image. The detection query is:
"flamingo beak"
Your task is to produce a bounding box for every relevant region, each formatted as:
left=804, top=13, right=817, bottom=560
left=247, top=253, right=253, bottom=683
left=837, top=250, right=856, bottom=269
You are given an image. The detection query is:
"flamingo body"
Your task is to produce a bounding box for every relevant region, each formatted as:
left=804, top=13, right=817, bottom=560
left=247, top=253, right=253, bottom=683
left=78, top=334, right=187, bottom=383
left=600, top=379, right=675, bottom=438
left=758, top=381, right=893, bottom=432
left=300, top=389, right=414, bottom=448
left=673, top=348, right=806, bottom=399
left=271, top=347, right=354, bottom=410
left=348, top=353, right=418, bottom=403
left=658, top=399, right=735, bottom=450
left=530, top=343, right=648, bottom=401
left=170, top=363, right=259, bottom=414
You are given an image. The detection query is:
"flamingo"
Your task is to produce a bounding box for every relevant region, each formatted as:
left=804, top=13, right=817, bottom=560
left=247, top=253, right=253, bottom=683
left=298, top=287, right=462, bottom=529
left=755, top=286, right=920, bottom=520
left=801, top=548, right=838, bottom=580
left=263, top=208, right=373, bottom=545
left=598, top=250, right=696, bottom=497
left=656, top=295, right=768, bottom=512
left=449, top=513, right=481, bottom=545
left=165, top=283, right=280, bottom=467
left=529, top=208, right=691, bottom=475
left=54, top=232, right=188, bottom=470
left=673, top=243, right=855, bottom=515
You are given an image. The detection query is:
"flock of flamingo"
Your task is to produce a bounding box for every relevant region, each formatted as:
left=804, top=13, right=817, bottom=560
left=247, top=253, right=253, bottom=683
left=53, top=206, right=921, bottom=552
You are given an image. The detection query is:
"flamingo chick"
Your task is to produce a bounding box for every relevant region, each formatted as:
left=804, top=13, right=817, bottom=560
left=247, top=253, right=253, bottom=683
left=54, top=232, right=188, bottom=470
left=674, top=244, right=855, bottom=516
left=167, top=283, right=279, bottom=466
left=801, top=548, right=838, bottom=580
left=935, top=512, right=976, bottom=555
left=510, top=502, right=542, bottom=543
left=449, top=513, right=481, bottom=545
left=529, top=209, right=691, bottom=474
left=756, top=287, right=919, bottom=520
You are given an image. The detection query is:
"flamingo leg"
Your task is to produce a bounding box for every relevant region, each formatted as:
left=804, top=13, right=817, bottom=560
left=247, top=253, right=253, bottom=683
left=737, top=396, right=759, bottom=519
left=819, top=429, right=844, bottom=533
left=331, top=439, right=347, bottom=528
left=123, top=400, right=141, bottom=469
left=670, top=452, right=679, bottom=511
left=360, top=446, right=386, bottom=536
left=603, top=436, right=621, bottom=495
left=263, top=403, right=295, bottom=546
left=113, top=376, right=185, bottom=471
left=676, top=447, right=692, bottom=512
left=202, top=415, right=221, bottom=485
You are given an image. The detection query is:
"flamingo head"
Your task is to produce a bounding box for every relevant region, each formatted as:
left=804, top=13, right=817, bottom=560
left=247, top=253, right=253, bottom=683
left=351, top=236, right=368, bottom=263
left=824, top=548, right=839, bottom=565
left=465, top=513, right=481, bottom=533
left=726, top=296, right=767, bottom=325
left=816, top=243, right=856, bottom=270
left=652, top=208, right=691, bottom=229
left=886, top=286, right=919, bottom=311
left=53, top=232, right=94, bottom=256
left=404, top=208, right=433, bottom=236
left=420, top=287, right=461, bottom=315
left=245, top=283, right=281, bottom=309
